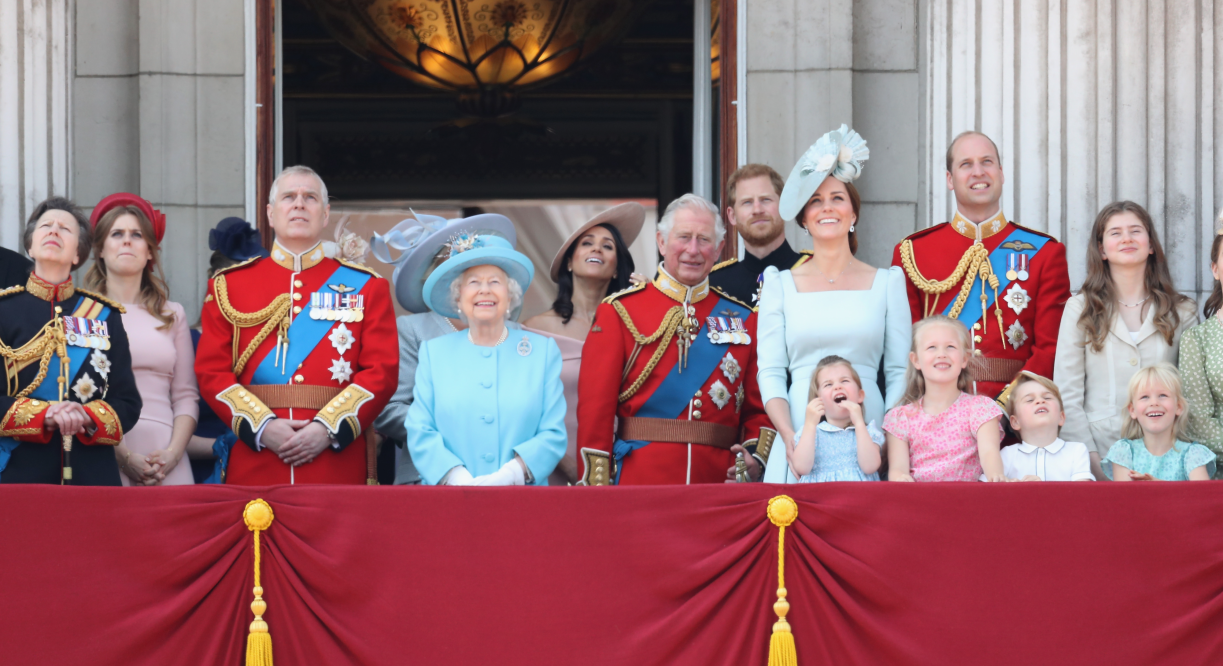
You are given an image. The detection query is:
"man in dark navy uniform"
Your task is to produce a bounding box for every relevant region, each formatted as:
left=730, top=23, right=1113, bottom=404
left=709, top=164, right=803, bottom=305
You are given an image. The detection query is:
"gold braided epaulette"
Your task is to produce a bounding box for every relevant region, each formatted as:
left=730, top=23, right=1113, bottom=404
left=75, top=288, right=125, bottom=314
left=602, top=282, right=645, bottom=304
left=211, top=256, right=261, bottom=279
left=338, top=258, right=382, bottom=278
left=0, top=285, right=24, bottom=300
left=711, top=286, right=756, bottom=313
left=710, top=257, right=737, bottom=272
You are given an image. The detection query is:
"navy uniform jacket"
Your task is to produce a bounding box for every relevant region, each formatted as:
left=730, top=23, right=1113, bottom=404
left=0, top=274, right=141, bottom=485
left=708, top=239, right=803, bottom=306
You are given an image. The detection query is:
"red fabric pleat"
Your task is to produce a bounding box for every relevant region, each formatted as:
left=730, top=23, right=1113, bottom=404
left=1, top=483, right=1222, bottom=665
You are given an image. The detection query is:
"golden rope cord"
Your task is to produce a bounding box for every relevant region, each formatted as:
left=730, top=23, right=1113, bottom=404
left=613, top=303, right=685, bottom=403
left=0, top=320, right=69, bottom=398
left=214, top=276, right=292, bottom=375
left=898, top=240, right=991, bottom=319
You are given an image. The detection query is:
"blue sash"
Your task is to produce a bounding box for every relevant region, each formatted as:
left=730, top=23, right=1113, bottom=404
left=0, top=297, right=109, bottom=476
left=943, top=227, right=1049, bottom=325
left=250, top=265, right=371, bottom=385
left=612, top=295, right=747, bottom=482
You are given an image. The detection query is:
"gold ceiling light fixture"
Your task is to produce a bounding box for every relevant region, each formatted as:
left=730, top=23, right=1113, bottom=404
left=301, top=0, right=651, bottom=117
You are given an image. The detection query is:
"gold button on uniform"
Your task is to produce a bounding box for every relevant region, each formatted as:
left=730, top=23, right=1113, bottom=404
left=294, top=280, right=303, bottom=288
left=973, top=323, right=981, bottom=331
left=293, top=306, right=302, bottom=314
left=293, top=293, right=302, bottom=301
left=974, top=335, right=983, bottom=343
left=694, top=390, right=702, bottom=398
left=294, top=374, right=304, bottom=384
left=974, top=349, right=983, bottom=356
left=693, top=411, right=702, bottom=420
left=693, top=399, right=703, bottom=408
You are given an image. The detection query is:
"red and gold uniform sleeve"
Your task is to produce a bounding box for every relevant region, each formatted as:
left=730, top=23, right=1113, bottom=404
left=576, top=301, right=627, bottom=460
left=194, top=277, right=270, bottom=448
left=1020, top=240, right=1071, bottom=380
left=0, top=397, right=54, bottom=441
left=312, top=275, right=398, bottom=449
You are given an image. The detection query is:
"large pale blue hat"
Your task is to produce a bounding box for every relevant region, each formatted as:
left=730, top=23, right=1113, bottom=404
left=779, top=124, right=870, bottom=222
left=421, top=234, right=535, bottom=320
left=371, top=212, right=517, bottom=313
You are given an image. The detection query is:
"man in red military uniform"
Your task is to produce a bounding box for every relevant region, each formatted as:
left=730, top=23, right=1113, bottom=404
left=576, top=194, right=774, bottom=485
left=196, top=166, right=397, bottom=484
left=891, top=132, right=1071, bottom=401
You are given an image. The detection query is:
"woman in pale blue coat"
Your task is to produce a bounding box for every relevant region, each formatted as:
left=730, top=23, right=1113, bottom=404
left=407, top=233, right=566, bottom=485
left=759, top=125, right=913, bottom=483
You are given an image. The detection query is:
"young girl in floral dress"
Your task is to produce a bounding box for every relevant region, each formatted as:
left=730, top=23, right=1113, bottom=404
left=883, top=315, right=1006, bottom=482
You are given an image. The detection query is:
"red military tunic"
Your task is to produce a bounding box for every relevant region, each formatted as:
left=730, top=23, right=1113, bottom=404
left=576, top=269, right=771, bottom=485
left=195, top=240, right=398, bottom=485
left=891, top=211, right=1071, bottom=399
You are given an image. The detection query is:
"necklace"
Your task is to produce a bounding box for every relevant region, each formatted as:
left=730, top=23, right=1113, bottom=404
left=441, top=314, right=458, bottom=332
left=812, top=259, right=849, bottom=284
left=1118, top=295, right=1150, bottom=308
left=468, top=326, right=509, bottom=347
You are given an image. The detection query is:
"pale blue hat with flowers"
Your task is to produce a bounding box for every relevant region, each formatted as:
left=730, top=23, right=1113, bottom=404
left=779, top=124, right=870, bottom=222
left=421, top=233, right=535, bottom=320
left=371, top=212, right=517, bottom=313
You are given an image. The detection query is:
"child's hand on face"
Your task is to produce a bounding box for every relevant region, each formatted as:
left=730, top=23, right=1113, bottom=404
left=1128, top=471, right=1157, bottom=481
left=843, top=399, right=865, bottom=426
left=805, top=398, right=825, bottom=423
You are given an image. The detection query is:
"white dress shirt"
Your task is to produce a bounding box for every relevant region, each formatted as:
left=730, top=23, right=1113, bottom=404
left=989, top=438, right=1094, bottom=481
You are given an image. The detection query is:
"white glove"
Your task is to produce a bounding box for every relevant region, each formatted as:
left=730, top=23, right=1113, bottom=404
left=471, top=459, right=527, bottom=486
left=441, top=466, right=475, bottom=486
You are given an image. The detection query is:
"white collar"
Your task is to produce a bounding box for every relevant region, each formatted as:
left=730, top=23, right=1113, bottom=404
left=1016, top=438, right=1066, bottom=454
left=817, top=420, right=856, bottom=433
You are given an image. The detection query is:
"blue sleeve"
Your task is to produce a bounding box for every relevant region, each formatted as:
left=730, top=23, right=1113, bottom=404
left=1101, top=439, right=1133, bottom=480
left=1183, top=442, right=1217, bottom=478
left=513, top=337, right=567, bottom=485
left=405, top=341, right=464, bottom=485
left=756, top=267, right=790, bottom=406
left=883, top=267, right=913, bottom=409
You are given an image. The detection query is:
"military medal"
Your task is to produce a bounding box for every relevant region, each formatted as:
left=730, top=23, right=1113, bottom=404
left=517, top=336, right=532, bottom=356
left=706, top=316, right=725, bottom=344
left=1006, top=321, right=1028, bottom=350
left=708, top=380, right=731, bottom=410
left=63, top=316, right=111, bottom=350
left=1004, top=283, right=1030, bottom=314
left=1016, top=254, right=1030, bottom=281
left=1005, top=253, right=1019, bottom=282
left=720, top=352, right=741, bottom=383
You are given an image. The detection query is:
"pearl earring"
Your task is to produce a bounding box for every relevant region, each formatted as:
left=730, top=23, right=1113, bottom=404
left=849, top=225, right=855, bottom=233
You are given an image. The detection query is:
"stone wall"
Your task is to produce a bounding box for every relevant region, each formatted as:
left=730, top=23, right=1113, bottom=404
left=74, top=0, right=247, bottom=319
left=743, top=0, right=919, bottom=270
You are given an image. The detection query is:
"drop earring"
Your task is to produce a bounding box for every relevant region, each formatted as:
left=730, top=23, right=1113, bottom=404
left=849, top=225, right=855, bottom=232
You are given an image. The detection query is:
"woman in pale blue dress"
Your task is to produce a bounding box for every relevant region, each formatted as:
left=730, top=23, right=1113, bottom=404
left=759, top=125, right=913, bottom=482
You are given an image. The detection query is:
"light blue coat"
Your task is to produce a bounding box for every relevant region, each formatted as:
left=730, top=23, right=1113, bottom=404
left=407, top=330, right=566, bottom=485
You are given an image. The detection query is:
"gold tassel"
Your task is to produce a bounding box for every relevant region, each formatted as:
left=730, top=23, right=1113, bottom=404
left=244, top=499, right=275, bottom=666
left=767, top=495, right=798, bottom=666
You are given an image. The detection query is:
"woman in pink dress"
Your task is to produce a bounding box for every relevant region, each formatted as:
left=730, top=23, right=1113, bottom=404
left=523, top=203, right=645, bottom=484
left=86, top=194, right=199, bottom=486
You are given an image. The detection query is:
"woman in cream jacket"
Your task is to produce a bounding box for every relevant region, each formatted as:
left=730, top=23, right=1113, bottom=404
left=1053, top=201, right=1197, bottom=480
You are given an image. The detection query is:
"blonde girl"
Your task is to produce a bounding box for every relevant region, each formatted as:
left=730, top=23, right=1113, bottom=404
left=789, top=355, right=884, bottom=482
left=882, top=315, right=1006, bottom=482
left=1103, top=364, right=1215, bottom=481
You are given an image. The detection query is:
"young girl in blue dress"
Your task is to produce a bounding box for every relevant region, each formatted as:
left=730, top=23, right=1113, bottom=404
left=1104, top=363, right=1216, bottom=481
left=789, top=355, right=884, bottom=482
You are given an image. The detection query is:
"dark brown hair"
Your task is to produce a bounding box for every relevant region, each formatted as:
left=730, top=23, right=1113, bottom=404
left=798, top=180, right=862, bottom=255
left=725, top=164, right=785, bottom=206
left=1076, top=201, right=1189, bottom=353
left=945, top=131, right=1001, bottom=173
left=84, top=206, right=175, bottom=329
left=1204, top=231, right=1223, bottom=319
left=24, top=196, right=92, bottom=267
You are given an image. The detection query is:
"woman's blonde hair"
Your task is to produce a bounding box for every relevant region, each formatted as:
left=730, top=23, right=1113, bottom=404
left=1077, top=201, right=1190, bottom=353
left=1120, top=363, right=1196, bottom=442
left=84, top=206, right=174, bottom=330
left=808, top=355, right=862, bottom=403
left=898, top=315, right=974, bottom=406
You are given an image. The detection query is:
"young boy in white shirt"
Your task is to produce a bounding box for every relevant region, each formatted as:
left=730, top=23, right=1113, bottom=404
left=996, top=372, right=1094, bottom=482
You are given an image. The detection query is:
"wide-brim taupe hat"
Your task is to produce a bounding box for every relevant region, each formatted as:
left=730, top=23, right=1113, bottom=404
left=548, top=202, right=646, bottom=282
left=422, top=234, right=535, bottom=320
left=371, top=212, right=517, bottom=314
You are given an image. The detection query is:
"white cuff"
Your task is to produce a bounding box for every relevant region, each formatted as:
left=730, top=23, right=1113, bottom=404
left=442, top=466, right=474, bottom=486
left=254, top=419, right=273, bottom=451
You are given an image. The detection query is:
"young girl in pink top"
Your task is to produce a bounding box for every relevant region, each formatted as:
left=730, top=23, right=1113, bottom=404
left=883, top=315, right=1006, bottom=482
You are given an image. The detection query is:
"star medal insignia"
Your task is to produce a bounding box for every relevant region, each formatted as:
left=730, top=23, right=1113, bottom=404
left=708, top=380, right=731, bottom=410
left=329, top=358, right=353, bottom=383
left=1006, top=321, right=1028, bottom=350
left=328, top=323, right=355, bottom=354
left=720, top=352, right=741, bottom=383
left=90, top=349, right=111, bottom=379
left=1003, top=283, right=1030, bottom=314
left=72, top=374, right=97, bottom=402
